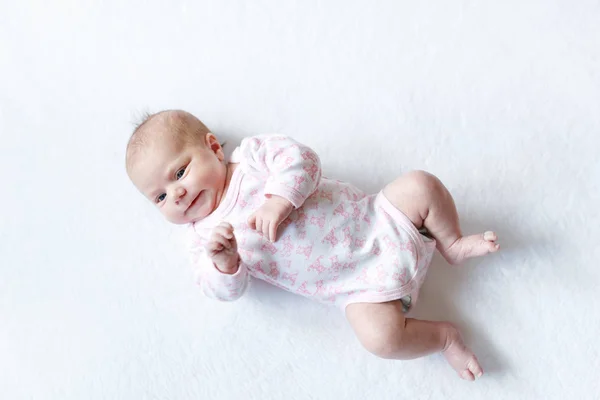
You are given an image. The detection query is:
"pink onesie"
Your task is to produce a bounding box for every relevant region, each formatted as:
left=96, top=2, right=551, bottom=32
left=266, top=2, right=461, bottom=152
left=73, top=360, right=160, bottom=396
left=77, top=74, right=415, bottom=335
left=188, top=135, right=436, bottom=311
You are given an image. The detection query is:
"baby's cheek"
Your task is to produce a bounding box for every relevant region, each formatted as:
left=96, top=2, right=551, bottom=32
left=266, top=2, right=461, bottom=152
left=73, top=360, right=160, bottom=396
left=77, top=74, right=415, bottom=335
left=162, top=207, right=185, bottom=224
left=198, top=202, right=212, bottom=219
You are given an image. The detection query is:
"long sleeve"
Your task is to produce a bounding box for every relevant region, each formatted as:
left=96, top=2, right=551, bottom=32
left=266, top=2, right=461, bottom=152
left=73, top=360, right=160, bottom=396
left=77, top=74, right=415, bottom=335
left=232, top=135, right=322, bottom=208
left=188, top=231, right=249, bottom=301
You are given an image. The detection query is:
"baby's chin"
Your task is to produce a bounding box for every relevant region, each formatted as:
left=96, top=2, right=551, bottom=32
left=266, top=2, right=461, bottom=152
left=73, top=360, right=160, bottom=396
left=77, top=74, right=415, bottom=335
left=167, top=213, right=202, bottom=225
left=164, top=212, right=198, bottom=225
left=171, top=209, right=209, bottom=225
left=165, top=217, right=189, bottom=225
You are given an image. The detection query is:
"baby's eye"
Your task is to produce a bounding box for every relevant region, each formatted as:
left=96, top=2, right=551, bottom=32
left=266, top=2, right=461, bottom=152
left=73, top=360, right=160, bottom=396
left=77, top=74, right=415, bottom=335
left=156, top=193, right=166, bottom=203
left=176, top=167, right=186, bottom=180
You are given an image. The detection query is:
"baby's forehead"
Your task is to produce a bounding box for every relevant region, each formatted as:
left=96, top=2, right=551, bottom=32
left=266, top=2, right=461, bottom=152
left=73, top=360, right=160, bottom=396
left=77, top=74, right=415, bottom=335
left=149, top=110, right=201, bottom=136
left=135, top=118, right=190, bottom=155
left=146, top=116, right=203, bottom=147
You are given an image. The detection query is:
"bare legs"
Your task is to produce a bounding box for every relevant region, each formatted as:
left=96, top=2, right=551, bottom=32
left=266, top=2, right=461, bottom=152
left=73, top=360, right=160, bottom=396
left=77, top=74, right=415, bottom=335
left=347, top=171, right=498, bottom=380
left=382, top=170, right=499, bottom=265
left=346, top=301, right=483, bottom=380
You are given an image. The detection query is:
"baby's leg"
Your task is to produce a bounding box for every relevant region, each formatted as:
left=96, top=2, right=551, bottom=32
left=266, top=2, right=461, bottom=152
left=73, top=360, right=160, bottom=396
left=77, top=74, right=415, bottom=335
left=383, top=170, right=499, bottom=265
left=346, top=300, right=483, bottom=381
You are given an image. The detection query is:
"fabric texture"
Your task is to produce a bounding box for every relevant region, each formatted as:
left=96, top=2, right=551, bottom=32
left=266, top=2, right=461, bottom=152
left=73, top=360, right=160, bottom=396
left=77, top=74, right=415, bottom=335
left=189, top=135, right=436, bottom=310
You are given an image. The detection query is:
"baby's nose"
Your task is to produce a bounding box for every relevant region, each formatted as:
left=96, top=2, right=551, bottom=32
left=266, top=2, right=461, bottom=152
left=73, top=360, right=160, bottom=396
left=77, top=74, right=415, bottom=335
left=173, top=187, right=187, bottom=202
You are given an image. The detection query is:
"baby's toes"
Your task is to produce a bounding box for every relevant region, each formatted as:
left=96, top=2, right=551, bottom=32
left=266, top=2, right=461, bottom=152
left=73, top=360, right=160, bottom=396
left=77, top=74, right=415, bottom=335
left=488, top=242, right=500, bottom=252
left=483, top=231, right=497, bottom=242
left=483, top=232, right=500, bottom=252
left=460, top=370, right=475, bottom=381
left=469, top=360, right=484, bottom=379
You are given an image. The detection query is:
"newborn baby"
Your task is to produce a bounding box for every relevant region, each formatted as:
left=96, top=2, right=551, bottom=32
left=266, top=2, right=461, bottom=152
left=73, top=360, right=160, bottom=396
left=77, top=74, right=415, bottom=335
left=125, top=110, right=499, bottom=381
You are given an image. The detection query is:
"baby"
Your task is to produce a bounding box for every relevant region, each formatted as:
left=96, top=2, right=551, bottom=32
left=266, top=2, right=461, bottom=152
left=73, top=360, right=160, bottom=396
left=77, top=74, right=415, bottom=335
left=125, top=110, right=499, bottom=381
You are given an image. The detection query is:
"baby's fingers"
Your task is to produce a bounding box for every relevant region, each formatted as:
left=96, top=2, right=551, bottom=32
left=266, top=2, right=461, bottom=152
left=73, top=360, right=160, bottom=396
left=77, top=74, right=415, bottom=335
left=217, top=221, right=233, bottom=229
left=262, top=220, right=272, bottom=241
left=247, top=213, right=257, bottom=230
left=206, top=240, right=224, bottom=253
left=269, top=219, right=278, bottom=242
left=254, top=215, right=264, bottom=235
left=213, top=225, right=234, bottom=240
left=227, top=232, right=238, bottom=249
left=209, top=234, right=232, bottom=251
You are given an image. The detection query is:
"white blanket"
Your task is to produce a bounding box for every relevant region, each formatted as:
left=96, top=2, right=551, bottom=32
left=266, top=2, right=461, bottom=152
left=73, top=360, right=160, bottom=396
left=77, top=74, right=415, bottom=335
left=1, top=1, right=598, bottom=399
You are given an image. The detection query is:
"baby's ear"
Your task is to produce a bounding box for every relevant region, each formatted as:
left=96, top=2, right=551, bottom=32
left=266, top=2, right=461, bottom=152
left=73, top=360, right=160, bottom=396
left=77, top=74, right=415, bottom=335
left=216, top=147, right=225, bottom=161
left=205, top=133, right=225, bottom=160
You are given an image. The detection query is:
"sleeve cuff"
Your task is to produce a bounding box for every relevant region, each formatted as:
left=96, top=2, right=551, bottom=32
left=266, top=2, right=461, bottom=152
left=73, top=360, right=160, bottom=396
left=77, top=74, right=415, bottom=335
left=264, top=183, right=305, bottom=208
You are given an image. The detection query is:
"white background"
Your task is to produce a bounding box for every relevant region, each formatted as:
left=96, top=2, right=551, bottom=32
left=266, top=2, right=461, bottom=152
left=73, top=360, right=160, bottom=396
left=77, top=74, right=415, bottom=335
left=1, top=1, right=599, bottom=399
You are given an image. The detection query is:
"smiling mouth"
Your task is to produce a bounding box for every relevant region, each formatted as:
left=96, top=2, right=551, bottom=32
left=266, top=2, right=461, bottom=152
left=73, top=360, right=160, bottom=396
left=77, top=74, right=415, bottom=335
left=186, top=191, right=202, bottom=213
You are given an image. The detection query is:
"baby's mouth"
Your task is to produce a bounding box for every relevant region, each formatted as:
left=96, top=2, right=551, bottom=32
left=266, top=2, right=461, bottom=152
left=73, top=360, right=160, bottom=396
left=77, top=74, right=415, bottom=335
left=186, top=191, right=202, bottom=212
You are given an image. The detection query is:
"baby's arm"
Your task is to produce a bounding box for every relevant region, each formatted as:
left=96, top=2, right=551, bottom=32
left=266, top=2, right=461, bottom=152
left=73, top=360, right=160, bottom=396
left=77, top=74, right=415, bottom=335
left=243, top=135, right=322, bottom=207
left=191, top=223, right=248, bottom=301
left=241, top=135, right=322, bottom=240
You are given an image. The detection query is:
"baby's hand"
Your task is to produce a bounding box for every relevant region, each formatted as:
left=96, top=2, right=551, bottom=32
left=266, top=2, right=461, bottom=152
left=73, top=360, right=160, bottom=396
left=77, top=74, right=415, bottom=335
left=247, top=195, right=294, bottom=242
left=205, top=222, right=239, bottom=274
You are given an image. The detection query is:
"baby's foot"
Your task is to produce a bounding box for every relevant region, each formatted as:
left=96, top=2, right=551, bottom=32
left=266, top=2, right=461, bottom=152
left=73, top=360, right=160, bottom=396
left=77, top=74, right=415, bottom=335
left=442, top=231, right=499, bottom=265
left=442, top=324, right=483, bottom=381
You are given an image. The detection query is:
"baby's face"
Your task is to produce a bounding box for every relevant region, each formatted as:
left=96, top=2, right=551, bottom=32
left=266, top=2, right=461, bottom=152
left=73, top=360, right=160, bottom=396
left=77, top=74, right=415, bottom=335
left=129, top=133, right=227, bottom=224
